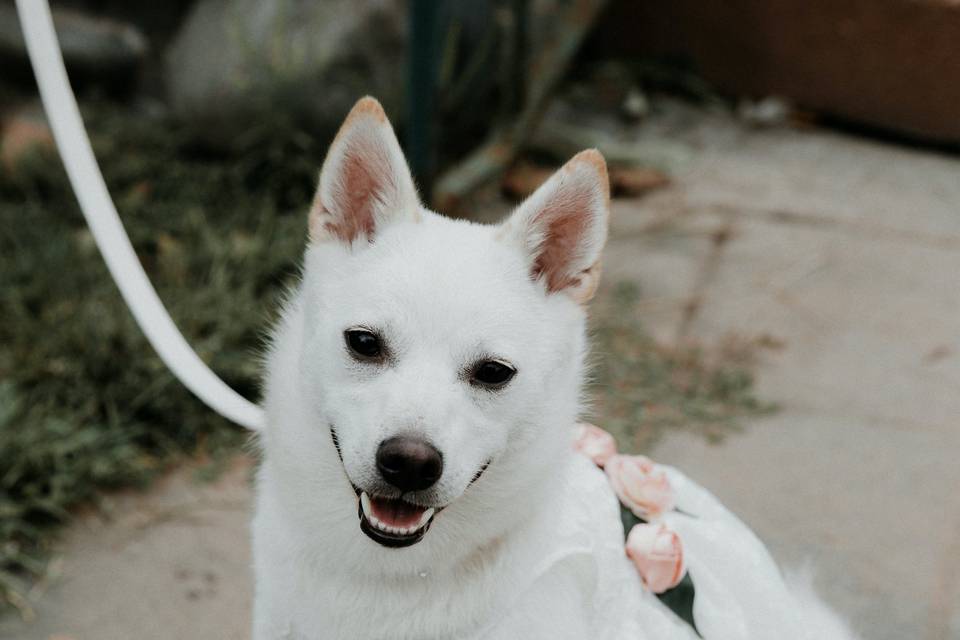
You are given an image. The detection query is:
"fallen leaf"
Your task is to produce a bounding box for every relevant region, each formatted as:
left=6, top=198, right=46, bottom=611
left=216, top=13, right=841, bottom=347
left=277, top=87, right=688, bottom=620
left=501, top=163, right=555, bottom=200
left=610, top=166, right=670, bottom=197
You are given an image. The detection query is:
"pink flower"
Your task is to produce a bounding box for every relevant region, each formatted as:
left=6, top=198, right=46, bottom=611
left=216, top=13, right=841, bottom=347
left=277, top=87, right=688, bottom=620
left=605, top=454, right=675, bottom=520
left=625, top=523, right=686, bottom=593
left=573, top=422, right=617, bottom=467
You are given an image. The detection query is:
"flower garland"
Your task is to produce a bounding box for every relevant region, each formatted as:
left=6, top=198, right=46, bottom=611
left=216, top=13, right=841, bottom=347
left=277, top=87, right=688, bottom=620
left=573, top=423, right=700, bottom=634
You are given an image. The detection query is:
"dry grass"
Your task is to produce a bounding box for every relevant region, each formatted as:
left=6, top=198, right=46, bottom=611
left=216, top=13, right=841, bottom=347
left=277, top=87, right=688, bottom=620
left=589, top=281, right=775, bottom=452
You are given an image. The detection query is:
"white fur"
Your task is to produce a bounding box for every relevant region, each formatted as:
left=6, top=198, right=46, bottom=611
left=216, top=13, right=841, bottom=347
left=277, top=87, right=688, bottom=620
left=252, top=98, right=858, bottom=639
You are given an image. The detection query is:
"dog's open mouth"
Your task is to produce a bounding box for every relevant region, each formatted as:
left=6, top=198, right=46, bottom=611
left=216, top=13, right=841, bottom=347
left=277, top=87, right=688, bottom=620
left=358, top=492, right=437, bottom=548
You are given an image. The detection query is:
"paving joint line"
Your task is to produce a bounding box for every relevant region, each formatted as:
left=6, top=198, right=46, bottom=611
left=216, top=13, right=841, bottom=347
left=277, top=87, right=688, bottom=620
left=673, top=214, right=737, bottom=344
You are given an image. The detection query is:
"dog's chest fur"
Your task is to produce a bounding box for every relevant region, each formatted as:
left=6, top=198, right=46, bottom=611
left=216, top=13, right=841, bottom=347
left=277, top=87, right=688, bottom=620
left=255, top=523, right=509, bottom=638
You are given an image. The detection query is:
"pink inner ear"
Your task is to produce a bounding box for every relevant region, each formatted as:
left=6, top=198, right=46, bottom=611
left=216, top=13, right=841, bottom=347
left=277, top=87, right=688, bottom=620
left=322, top=143, right=392, bottom=243
left=532, top=190, right=591, bottom=292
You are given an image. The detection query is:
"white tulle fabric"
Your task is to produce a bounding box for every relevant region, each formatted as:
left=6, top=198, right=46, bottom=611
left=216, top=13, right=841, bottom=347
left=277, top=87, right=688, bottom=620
left=510, top=454, right=831, bottom=640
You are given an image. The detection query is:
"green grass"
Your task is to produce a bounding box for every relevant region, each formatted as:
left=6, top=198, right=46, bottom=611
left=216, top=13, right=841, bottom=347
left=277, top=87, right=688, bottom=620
left=0, top=103, right=319, bottom=613
left=0, top=101, right=771, bottom=616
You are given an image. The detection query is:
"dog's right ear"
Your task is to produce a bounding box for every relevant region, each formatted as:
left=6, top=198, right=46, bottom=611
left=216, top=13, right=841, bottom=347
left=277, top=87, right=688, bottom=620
left=309, top=97, right=419, bottom=244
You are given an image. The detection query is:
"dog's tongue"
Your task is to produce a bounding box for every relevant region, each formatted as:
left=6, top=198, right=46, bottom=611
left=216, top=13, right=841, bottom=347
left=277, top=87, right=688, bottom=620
left=369, top=496, right=427, bottom=528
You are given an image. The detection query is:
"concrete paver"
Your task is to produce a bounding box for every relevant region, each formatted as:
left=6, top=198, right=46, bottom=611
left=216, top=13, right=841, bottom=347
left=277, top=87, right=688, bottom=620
left=654, top=413, right=960, bottom=640
left=0, top=459, right=254, bottom=640
left=687, top=217, right=960, bottom=427
left=632, top=109, right=960, bottom=640
left=604, top=194, right=728, bottom=344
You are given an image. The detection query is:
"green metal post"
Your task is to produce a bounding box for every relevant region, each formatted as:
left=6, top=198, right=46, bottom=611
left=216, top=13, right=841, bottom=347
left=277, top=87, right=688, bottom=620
left=407, top=0, right=441, bottom=201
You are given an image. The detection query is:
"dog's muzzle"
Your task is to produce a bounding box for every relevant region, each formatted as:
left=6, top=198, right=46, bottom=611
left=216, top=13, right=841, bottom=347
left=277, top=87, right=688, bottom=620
left=330, top=426, right=490, bottom=549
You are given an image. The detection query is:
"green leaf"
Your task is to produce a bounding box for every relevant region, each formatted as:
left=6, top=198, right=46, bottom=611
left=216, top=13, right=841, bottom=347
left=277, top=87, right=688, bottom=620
left=656, top=572, right=701, bottom=637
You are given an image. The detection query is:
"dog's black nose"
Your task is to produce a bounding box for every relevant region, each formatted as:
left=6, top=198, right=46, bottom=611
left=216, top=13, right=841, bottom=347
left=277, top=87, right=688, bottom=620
left=376, top=436, right=443, bottom=492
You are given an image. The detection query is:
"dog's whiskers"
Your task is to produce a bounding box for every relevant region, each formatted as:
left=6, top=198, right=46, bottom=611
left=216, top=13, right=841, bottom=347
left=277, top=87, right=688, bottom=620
left=329, top=425, right=343, bottom=460
left=470, top=461, right=491, bottom=485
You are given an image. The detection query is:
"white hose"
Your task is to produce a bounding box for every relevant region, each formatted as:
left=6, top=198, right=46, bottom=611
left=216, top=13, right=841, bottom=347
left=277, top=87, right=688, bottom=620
left=15, top=0, right=264, bottom=431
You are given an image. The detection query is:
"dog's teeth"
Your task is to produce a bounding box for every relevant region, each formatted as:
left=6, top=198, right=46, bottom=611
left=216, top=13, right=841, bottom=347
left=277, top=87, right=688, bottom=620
left=418, top=508, right=435, bottom=528
left=360, top=492, right=435, bottom=537
left=367, top=512, right=385, bottom=530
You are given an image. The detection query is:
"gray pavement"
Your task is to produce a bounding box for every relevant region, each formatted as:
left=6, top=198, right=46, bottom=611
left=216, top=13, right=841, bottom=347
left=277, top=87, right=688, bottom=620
left=608, top=107, right=960, bottom=640
left=0, top=459, right=254, bottom=640
left=3, top=106, right=958, bottom=639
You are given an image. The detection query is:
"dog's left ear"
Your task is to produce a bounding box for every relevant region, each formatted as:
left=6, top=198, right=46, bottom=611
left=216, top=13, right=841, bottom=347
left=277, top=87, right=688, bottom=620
left=309, top=96, right=420, bottom=244
left=501, top=149, right=610, bottom=304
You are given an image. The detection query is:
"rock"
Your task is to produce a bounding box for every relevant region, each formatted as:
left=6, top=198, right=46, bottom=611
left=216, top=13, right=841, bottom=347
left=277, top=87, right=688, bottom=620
left=0, top=5, right=147, bottom=86
left=163, top=0, right=408, bottom=150
left=620, top=87, right=650, bottom=122
left=736, top=96, right=793, bottom=128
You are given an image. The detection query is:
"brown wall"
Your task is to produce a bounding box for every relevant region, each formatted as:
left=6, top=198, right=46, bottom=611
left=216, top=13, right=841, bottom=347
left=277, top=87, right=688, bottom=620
left=594, top=0, right=960, bottom=144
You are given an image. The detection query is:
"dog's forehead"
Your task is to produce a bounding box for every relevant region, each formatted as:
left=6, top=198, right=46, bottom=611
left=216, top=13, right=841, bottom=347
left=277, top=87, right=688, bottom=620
left=327, top=212, right=544, bottom=340
left=364, top=215, right=527, bottom=289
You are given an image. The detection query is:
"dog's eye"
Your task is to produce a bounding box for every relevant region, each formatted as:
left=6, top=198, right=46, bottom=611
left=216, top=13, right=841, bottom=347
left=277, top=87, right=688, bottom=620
left=345, top=328, right=383, bottom=359
left=471, top=359, right=516, bottom=389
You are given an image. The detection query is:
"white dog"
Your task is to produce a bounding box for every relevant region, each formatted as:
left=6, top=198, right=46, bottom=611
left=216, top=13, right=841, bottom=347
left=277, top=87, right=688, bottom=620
left=252, top=97, right=858, bottom=640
